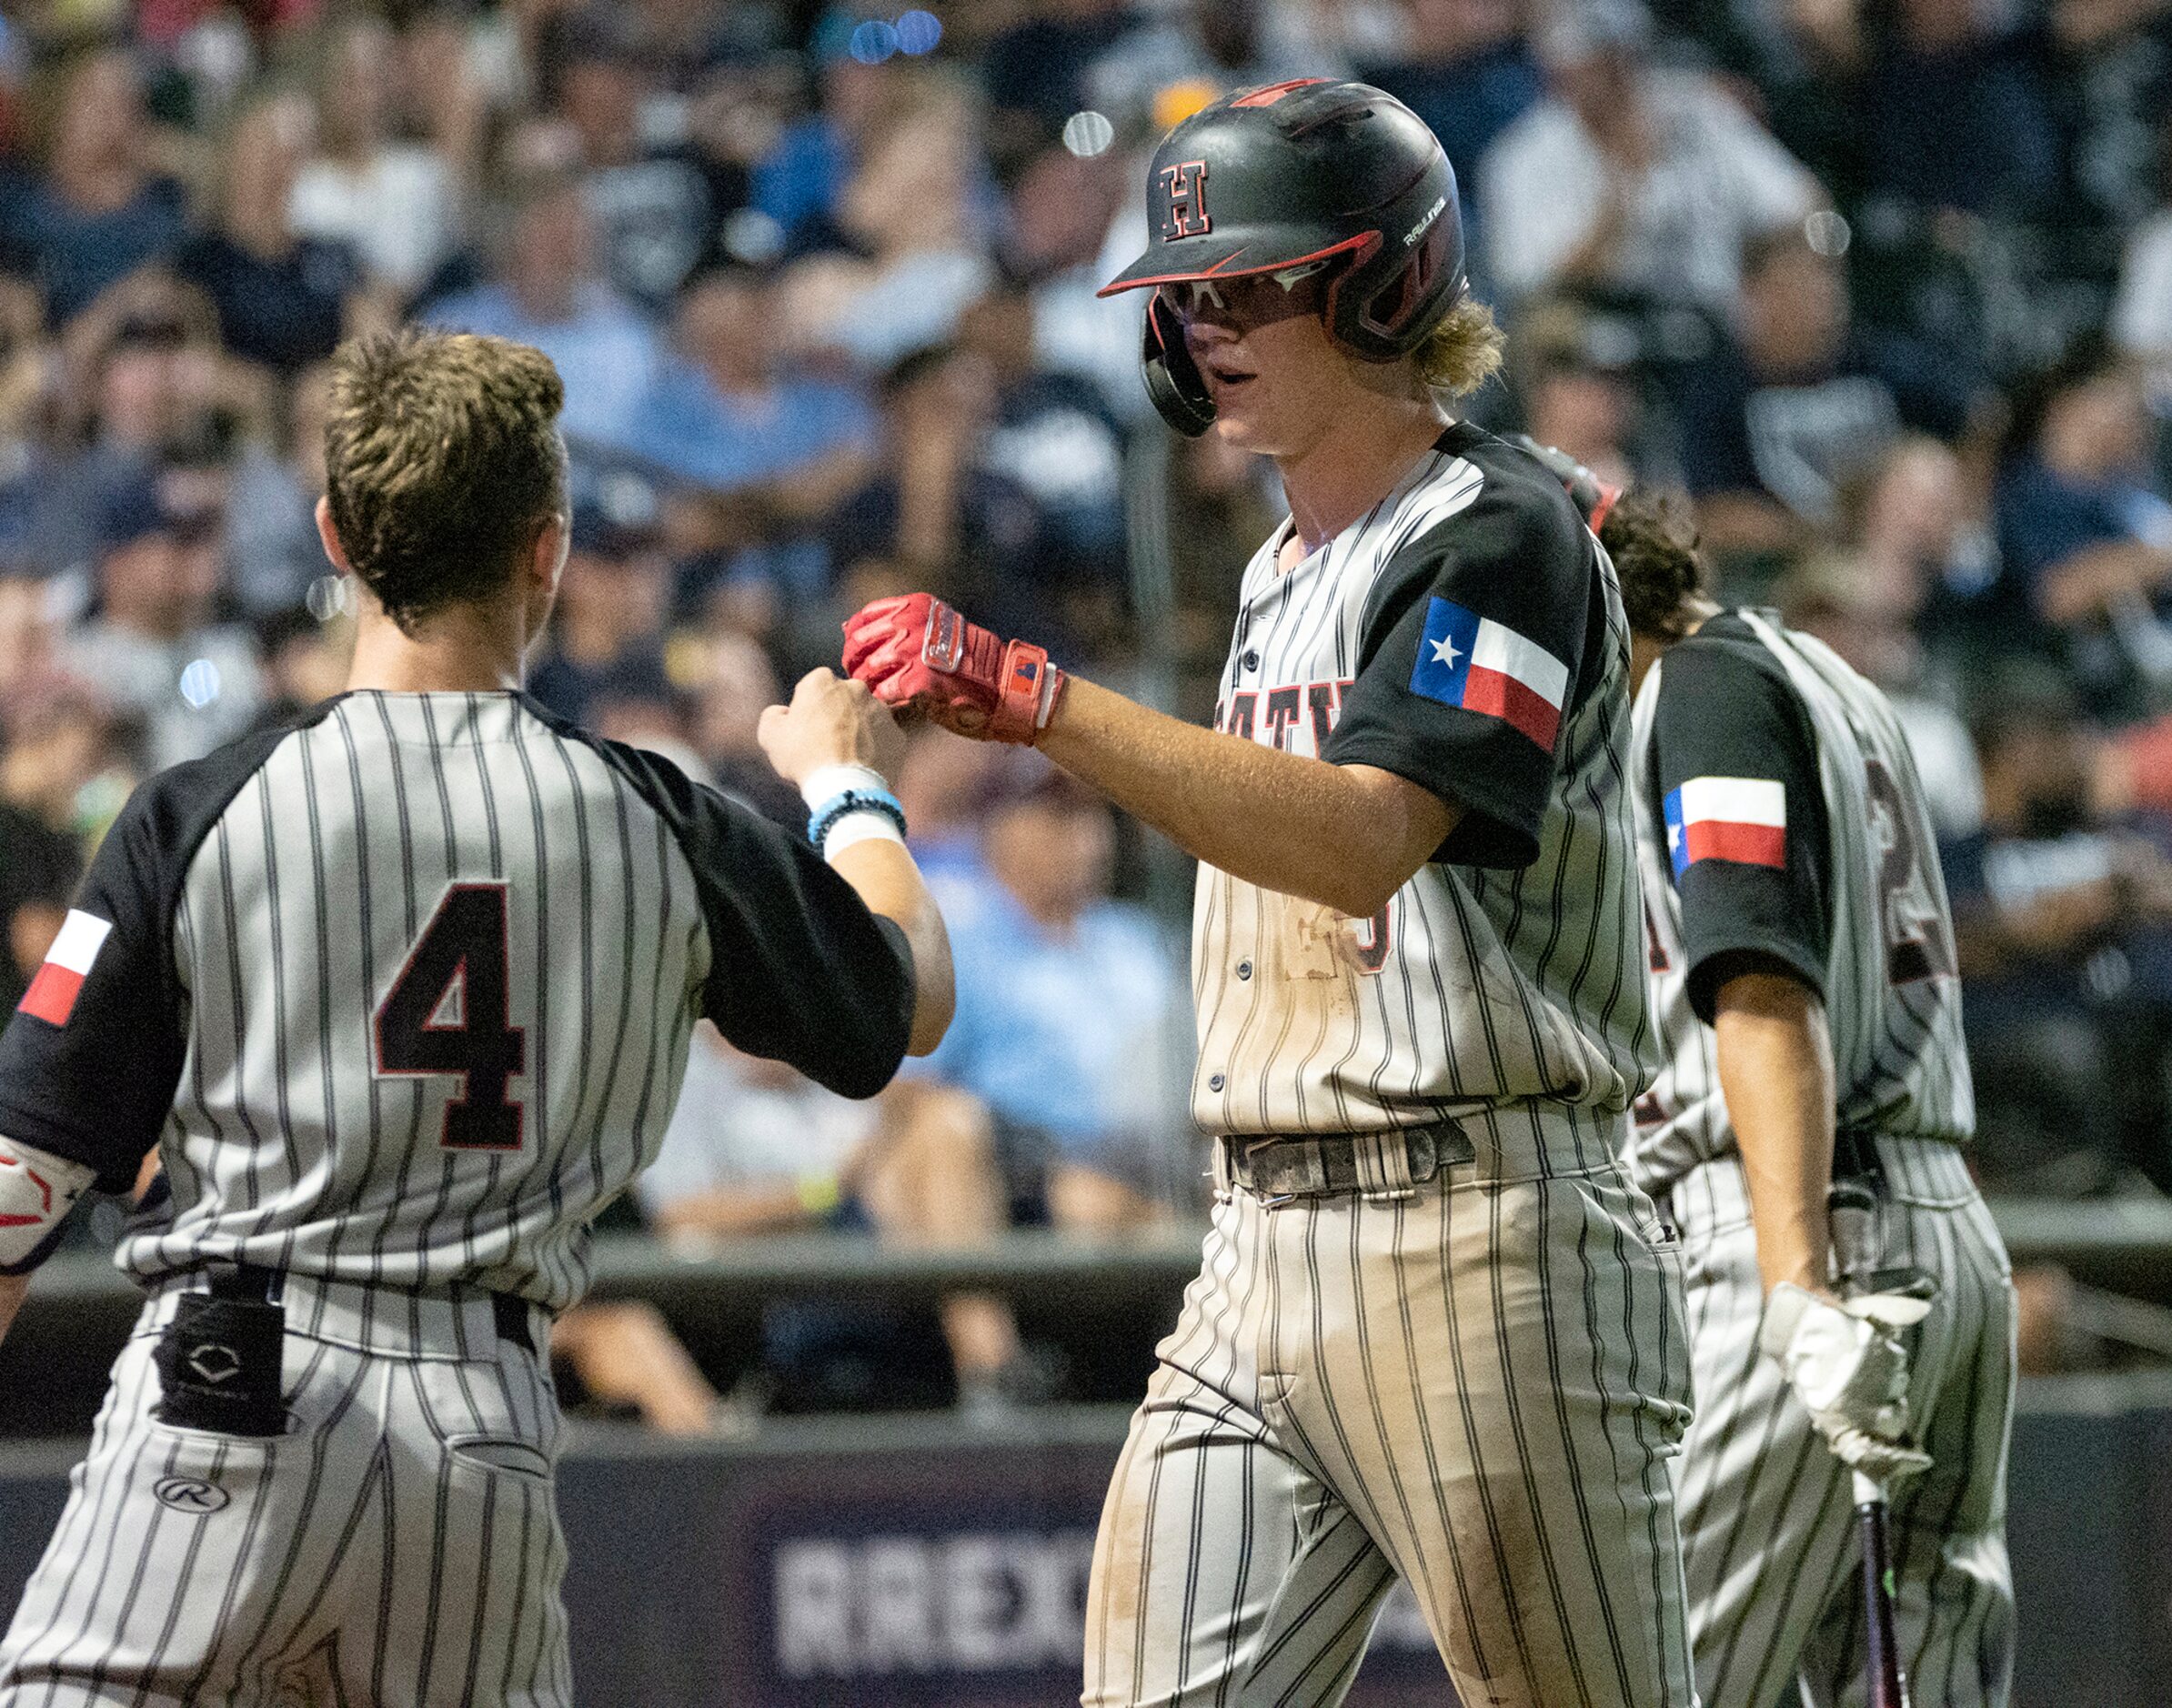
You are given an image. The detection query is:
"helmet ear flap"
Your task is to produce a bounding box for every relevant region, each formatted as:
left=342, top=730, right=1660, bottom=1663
left=1142, top=291, right=1216, bottom=437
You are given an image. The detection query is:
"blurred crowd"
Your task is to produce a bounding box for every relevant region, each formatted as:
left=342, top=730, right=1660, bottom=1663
left=0, top=0, right=2169, bottom=1417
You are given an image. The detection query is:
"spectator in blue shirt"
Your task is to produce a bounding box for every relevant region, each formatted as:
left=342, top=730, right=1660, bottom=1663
left=920, top=758, right=1186, bottom=1231
left=627, top=268, right=874, bottom=497
left=177, top=95, right=361, bottom=373
left=0, top=49, right=189, bottom=326
left=423, top=170, right=659, bottom=454
left=1998, top=352, right=2172, bottom=608
left=1856, top=0, right=2060, bottom=220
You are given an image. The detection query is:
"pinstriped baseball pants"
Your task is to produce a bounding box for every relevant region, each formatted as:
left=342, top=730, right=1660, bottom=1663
left=1083, top=1131, right=1699, bottom=1708
left=1664, top=1139, right=2016, bottom=1708
left=0, top=1290, right=569, bottom=1708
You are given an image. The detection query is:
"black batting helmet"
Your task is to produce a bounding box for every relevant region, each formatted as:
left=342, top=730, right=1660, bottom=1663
left=1098, top=78, right=1467, bottom=437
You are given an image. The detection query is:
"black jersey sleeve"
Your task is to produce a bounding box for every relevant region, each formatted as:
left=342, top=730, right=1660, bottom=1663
left=1650, top=621, right=1832, bottom=1022
left=0, top=785, right=194, bottom=1192
left=1322, top=467, right=1599, bottom=869
left=595, top=740, right=916, bottom=1099
left=0, top=704, right=323, bottom=1196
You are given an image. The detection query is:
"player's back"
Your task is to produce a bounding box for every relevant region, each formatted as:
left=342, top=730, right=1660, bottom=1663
left=1, top=688, right=916, bottom=1317
left=1627, top=608, right=1973, bottom=1193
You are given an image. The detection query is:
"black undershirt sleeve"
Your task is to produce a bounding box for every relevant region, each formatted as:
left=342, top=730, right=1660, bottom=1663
left=0, top=784, right=194, bottom=1192
left=1322, top=476, right=1597, bottom=869
left=1649, top=626, right=1832, bottom=1023
left=596, top=741, right=917, bottom=1099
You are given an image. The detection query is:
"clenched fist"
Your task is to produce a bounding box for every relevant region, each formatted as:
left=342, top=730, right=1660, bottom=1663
left=757, top=668, right=906, bottom=788
left=841, top=594, right=1064, bottom=745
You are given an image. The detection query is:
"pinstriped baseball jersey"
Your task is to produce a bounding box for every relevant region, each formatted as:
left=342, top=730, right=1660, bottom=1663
left=1624, top=610, right=1973, bottom=1197
left=0, top=689, right=915, bottom=1316
left=0, top=687, right=916, bottom=1708
left=1086, top=425, right=1697, bottom=1708
left=1192, top=422, right=1655, bottom=1162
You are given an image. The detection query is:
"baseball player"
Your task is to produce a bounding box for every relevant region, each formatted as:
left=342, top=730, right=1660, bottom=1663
left=845, top=80, right=1695, bottom=1708
left=0, top=327, right=953, bottom=1707
left=1598, top=487, right=2016, bottom=1707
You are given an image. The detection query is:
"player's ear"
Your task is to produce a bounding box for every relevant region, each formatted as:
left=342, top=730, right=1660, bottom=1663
left=532, top=511, right=569, bottom=595
left=314, top=495, right=356, bottom=576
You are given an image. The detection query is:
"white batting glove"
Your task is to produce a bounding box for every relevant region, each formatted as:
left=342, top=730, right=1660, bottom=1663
left=1760, top=1282, right=1934, bottom=1484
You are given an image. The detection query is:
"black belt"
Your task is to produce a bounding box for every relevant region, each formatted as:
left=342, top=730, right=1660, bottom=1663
left=1220, top=1120, right=1475, bottom=1199
left=221, top=1263, right=538, bottom=1355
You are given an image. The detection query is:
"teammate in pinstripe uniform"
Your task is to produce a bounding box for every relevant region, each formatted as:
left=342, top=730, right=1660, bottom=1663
left=1594, top=488, right=2016, bottom=1708
left=844, top=81, right=1694, bottom=1708
left=0, top=328, right=954, bottom=1707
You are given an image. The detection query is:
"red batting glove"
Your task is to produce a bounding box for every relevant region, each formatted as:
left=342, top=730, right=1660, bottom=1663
left=841, top=594, right=1065, bottom=745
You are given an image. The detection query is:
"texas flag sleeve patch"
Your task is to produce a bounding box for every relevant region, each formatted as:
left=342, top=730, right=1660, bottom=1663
left=1664, top=777, right=1787, bottom=879
left=1408, top=598, right=1571, bottom=750
left=16, top=910, right=114, bottom=1027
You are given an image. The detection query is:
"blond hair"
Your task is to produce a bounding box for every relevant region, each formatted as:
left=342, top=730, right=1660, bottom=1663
left=1413, top=296, right=1507, bottom=404
left=324, top=329, right=566, bottom=631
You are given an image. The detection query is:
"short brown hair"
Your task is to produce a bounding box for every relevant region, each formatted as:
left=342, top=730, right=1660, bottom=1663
left=324, top=328, right=567, bottom=631
left=1413, top=295, right=1507, bottom=403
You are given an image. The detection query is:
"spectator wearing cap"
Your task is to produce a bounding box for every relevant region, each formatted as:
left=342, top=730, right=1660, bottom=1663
left=63, top=470, right=265, bottom=772
left=178, top=95, right=364, bottom=373
left=543, top=6, right=715, bottom=311
left=527, top=479, right=677, bottom=729
left=626, top=269, right=875, bottom=501
left=917, top=759, right=1186, bottom=1231
left=423, top=171, right=659, bottom=454
left=980, top=0, right=1156, bottom=166
left=289, top=18, right=465, bottom=298
left=0, top=49, right=190, bottom=324
left=1479, top=0, right=1822, bottom=314
left=1359, top=0, right=1544, bottom=288
left=1506, top=298, right=1642, bottom=493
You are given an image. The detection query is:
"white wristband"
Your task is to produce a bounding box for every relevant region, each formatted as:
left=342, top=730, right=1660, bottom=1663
left=799, top=763, right=889, bottom=811
left=821, top=810, right=908, bottom=858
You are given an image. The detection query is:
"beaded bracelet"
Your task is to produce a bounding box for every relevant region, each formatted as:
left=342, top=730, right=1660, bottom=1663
left=807, top=788, right=908, bottom=852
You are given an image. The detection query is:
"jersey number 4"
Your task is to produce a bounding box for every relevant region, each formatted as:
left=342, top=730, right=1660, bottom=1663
left=373, top=883, right=527, bottom=1150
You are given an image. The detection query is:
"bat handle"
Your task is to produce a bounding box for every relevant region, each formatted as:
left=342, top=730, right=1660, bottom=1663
left=1854, top=1472, right=1910, bottom=1708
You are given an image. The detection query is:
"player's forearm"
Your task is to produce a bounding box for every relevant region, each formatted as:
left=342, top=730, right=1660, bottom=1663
left=1039, top=677, right=1452, bottom=917
left=1713, top=968, right=1837, bottom=1297
left=0, top=1272, right=26, bottom=1347
left=826, top=839, right=955, bottom=1055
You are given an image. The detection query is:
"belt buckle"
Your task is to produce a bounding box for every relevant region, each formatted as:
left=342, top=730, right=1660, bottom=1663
left=1244, top=1138, right=1323, bottom=1205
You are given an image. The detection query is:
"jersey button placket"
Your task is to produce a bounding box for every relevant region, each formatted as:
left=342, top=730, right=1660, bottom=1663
left=1236, top=960, right=1252, bottom=980
left=1208, top=1073, right=1225, bottom=1091
left=1242, top=649, right=1260, bottom=673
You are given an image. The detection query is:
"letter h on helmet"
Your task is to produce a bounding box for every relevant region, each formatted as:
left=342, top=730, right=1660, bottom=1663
left=1099, top=79, right=1468, bottom=437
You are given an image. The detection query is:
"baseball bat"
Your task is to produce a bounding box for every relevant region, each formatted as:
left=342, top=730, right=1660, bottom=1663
left=1831, top=1176, right=1912, bottom=1708
left=1852, top=1469, right=1908, bottom=1708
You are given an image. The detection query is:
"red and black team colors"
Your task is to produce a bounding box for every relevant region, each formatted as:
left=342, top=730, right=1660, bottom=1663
left=1623, top=574, right=2014, bottom=1703
left=849, top=79, right=1696, bottom=1708
left=0, top=329, right=950, bottom=1708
